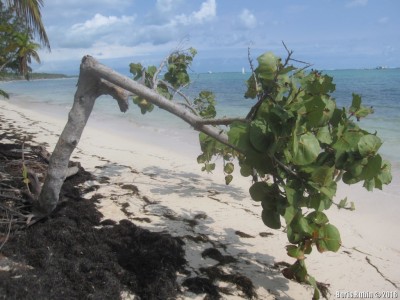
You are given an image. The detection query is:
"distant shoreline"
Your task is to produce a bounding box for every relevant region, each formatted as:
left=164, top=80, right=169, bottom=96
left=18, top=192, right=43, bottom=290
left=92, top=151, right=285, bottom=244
left=0, top=72, right=75, bottom=81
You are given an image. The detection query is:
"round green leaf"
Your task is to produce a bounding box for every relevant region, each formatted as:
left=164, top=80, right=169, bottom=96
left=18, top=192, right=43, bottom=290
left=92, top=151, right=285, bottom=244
left=249, top=181, right=271, bottom=202
left=224, top=162, right=234, bottom=174
left=293, top=132, right=321, bottom=165
left=225, top=174, right=233, bottom=185
left=256, top=52, right=279, bottom=80
left=306, top=211, right=329, bottom=225
left=261, top=208, right=281, bottom=229
left=358, top=134, right=382, bottom=157
left=317, top=224, right=341, bottom=252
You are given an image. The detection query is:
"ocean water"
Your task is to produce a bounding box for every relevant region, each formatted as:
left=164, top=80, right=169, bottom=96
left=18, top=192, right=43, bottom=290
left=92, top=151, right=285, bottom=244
left=1, top=68, right=399, bottom=168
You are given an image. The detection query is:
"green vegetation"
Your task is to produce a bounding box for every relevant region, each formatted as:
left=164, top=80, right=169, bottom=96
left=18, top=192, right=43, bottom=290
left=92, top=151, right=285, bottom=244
left=0, top=71, right=69, bottom=81
left=0, top=1, right=49, bottom=97
left=129, top=47, right=391, bottom=299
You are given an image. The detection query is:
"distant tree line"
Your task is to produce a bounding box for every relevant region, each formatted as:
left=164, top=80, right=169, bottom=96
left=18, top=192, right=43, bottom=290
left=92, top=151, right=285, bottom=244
left=0, top=0, right=49, bottom=97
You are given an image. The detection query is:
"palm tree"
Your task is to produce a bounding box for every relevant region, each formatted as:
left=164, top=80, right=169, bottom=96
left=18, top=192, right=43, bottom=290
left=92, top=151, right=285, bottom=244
left=3, top=0, right=50, bottom=49
left=12, top=31, right=41, bottom=77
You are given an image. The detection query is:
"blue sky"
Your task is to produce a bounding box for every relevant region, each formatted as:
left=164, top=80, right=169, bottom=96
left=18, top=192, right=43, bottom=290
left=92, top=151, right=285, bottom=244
left=34, top=0, right=399, bottom=74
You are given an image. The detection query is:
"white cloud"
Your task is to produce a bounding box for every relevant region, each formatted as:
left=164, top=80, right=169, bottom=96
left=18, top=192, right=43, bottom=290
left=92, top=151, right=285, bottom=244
left=346, top=0, right=368, bottom=8
left=61, top=14, right=135, bottom=48
left=192, top=0, right=216, bottom=23
left=239, top=9, right=257, bottom=29
left=176, top=0, right=216, bottom=25
left=71, top=14, right=134, bottom=32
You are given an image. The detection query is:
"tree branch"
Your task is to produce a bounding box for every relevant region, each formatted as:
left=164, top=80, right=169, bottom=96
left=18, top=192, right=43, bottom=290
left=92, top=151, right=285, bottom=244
left=84, top=56, right=235, bottom=149
left=37, top=55, right=243, bottom=215
left=195, top=117, right=249, bottom=126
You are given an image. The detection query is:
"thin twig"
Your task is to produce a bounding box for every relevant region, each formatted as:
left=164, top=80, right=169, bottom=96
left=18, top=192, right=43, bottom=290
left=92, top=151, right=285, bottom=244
left=158, top=79, right=199, bottom=116
left=152, top=52, right=171, bottom=89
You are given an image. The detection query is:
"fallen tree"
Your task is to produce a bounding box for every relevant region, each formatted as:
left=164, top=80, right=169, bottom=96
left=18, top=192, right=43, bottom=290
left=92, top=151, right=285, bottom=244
left=33, top=47, right=391, bottom=299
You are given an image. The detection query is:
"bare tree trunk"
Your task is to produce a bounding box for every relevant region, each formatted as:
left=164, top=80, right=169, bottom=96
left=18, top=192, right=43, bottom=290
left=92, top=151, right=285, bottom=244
left=36, top=55, right=233, bottom=216
left=36, top=56, right=129, bottom=215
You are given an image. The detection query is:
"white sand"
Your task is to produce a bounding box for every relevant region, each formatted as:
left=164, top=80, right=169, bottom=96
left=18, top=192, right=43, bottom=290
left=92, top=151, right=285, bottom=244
left=1, top=98, right=399, bottom=299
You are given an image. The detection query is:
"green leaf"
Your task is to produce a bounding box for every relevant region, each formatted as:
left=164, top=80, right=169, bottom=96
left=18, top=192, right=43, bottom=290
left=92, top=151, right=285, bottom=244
left=349, top=93, right=361, bottom=113
left=286, top=245, right=305, bottom=259
left=256, top=52, right=279, bottom=80
left=361, top=154, right=382, bottom=180
left=377, top=160, right=392, bottom=186
left=316, top=224, right=341, bottom=252
left=338, top=198, right=348, bottom=209
left=316, top=126, right=332, bottom=144
left=224, top=162, right=234, bottom=174
left=201, top=163, right=215, bottom=173
left=358, top=135, right=382, bottom=157
left=249, top=120, right=272, bottom=152
left=228, top=122, right=249, bottom=151
left=249, top=181, right=274, bottom=202
left=261, top=208, right=281, bottom=229
left=333, top=129, right=364, bottom=155
left=225, top=174, right=233, bottom=185
left=284, top=206, right=298, bottom=226
left=310, top=166, right=335, bottom=188
left=292, top=132, right=321, bottom=165
left=306, top=211, right=329, bottom=225
left=129, top=62, right=144, bottom=80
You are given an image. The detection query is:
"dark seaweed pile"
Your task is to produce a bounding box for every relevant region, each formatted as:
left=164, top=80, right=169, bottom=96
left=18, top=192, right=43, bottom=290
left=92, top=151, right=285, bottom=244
left=0, top=140, right=186, bottom=300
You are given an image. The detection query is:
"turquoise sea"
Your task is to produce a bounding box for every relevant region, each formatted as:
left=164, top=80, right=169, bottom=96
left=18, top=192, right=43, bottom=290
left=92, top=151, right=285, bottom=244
left=1, top=68, right=399, bottom=168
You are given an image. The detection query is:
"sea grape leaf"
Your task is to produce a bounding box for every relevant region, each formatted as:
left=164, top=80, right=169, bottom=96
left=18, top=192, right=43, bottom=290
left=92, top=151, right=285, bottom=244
left=305, top=96, right=326, bottom=127
left=132, top=96, right=154, bottom=114
left=228, top=122, right=249, bottom=152
left=292, top=132, right=321, bottom=165
left=129, top=62, right=144, bottom=80
left=358, top=134, right=382, bottom=157
left=338, top=198, right=348, bottom=209
left=310, top=166, right=335, bottom=188
left=249, top=119, right=270, bottom=152
left=349, top=93, right=361, bottom=113
left=257, top=52, right=279, bottom=80
left=224, top=162, right=234, bottom=174
left=201, top=163, right=215, bottom=173
left=316, top=224, right=341, bottom=252
left=286, top=245, right=305, bottom=260
left=249, top=181, right=275, bottom=202
left=284, top=183, right=302, bottom=206
left=376, top=160, right=392, bottom=185
left=333, top=130, right=364, bottom=153
left=225, top=174, right=233, bottom=185
left=284, top=206, right=298, bottom=226
left=292, top=215, right=313, bottom=236
left=317, top=126, right=332, bottom=144
left=261, top=208, right=281, bottom=229
left=306, top=211, right=329, bottom=225
left=361, top=154, right=382, bottom=180
left=239, top=161, right=253, bottom=177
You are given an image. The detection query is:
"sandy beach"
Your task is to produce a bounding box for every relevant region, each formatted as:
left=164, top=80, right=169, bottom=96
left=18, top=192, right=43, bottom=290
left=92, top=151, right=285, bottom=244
left=1, top=97, right=399, bottom=299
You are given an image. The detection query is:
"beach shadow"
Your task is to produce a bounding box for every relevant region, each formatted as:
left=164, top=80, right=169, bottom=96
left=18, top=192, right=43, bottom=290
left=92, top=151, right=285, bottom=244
left=156, top=206, right=297, bottom=299
left=88, top=163, right=300, bottom=298
left=141, top=165, right=247, bottom=201
left=91, top=161, right=138, bottom=179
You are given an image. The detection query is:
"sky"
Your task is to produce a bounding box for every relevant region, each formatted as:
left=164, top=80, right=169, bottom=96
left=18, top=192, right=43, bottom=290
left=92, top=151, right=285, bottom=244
left=33, top=0, right=400, bottom=75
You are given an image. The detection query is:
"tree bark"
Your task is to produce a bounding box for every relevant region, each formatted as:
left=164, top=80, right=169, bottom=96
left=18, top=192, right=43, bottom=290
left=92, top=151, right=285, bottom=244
left=36, top=56, right=129, bottom=215
left=37, top=55, right=234, bottom=215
